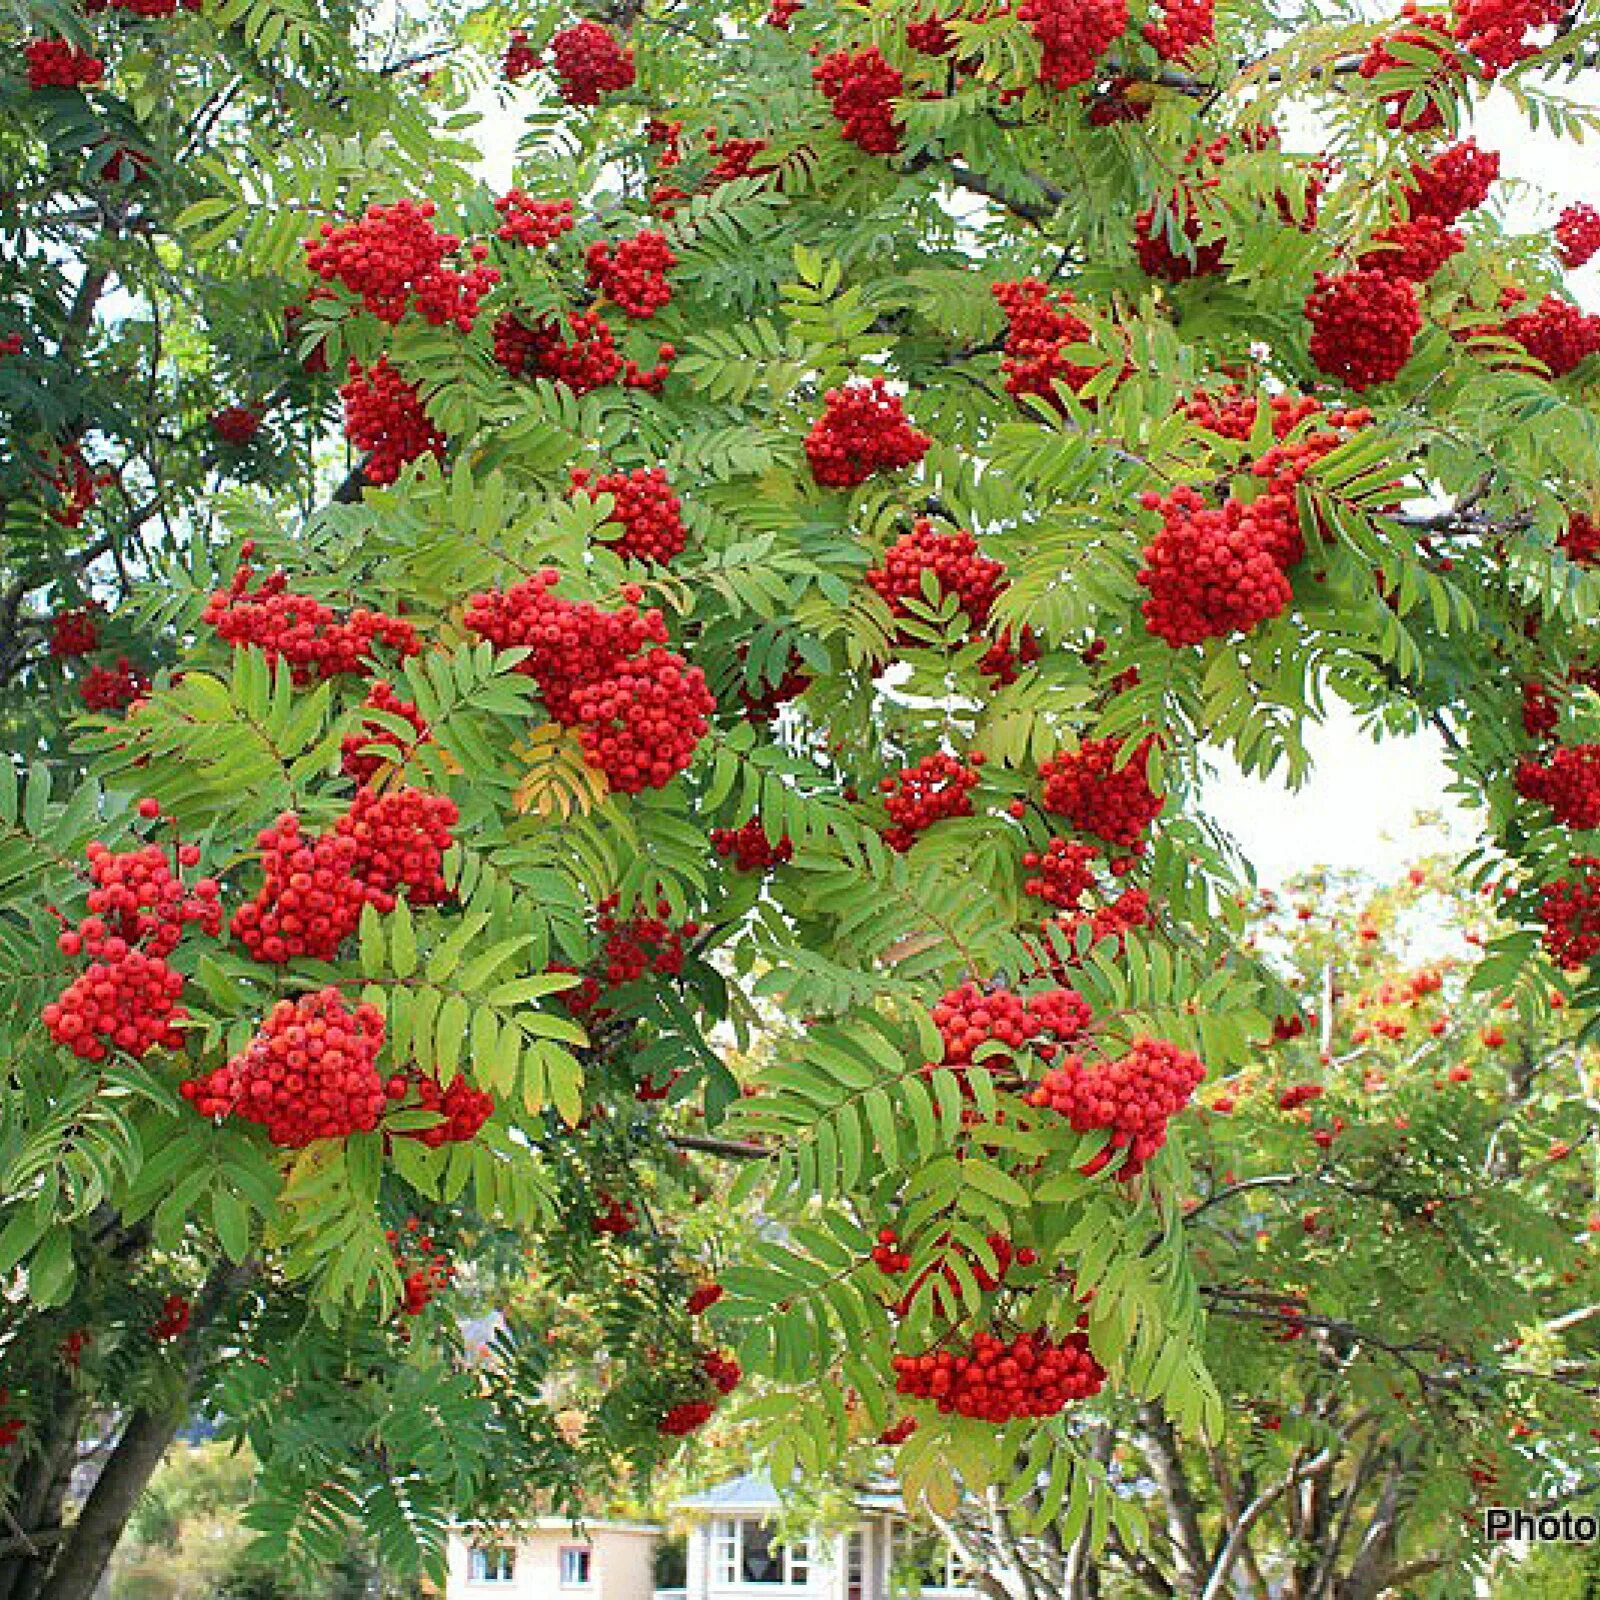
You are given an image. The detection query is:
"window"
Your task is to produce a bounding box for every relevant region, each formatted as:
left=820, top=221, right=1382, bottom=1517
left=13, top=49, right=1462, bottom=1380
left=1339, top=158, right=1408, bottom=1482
left=468, top=1546, right=515, bottom=1583
left=887, top=1522, right=968, bottom=1595
left=710, top=1518, right=815, bottom=1586
left=560, top=1546, right=593, bottom=1586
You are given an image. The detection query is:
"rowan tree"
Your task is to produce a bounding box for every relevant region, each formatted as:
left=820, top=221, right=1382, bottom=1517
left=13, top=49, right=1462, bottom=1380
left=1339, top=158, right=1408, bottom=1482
left=4, top=0, right=1600, bottom=1592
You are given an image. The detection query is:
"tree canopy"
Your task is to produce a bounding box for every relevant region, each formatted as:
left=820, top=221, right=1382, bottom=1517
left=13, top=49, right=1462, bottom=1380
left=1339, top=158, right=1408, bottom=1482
left=3, top=0, right=1600, bottom=1593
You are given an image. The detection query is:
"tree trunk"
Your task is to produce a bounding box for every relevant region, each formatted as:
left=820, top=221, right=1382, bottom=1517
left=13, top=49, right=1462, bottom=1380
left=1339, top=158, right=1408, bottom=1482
left=31, top=1405, right=185, bottom=1600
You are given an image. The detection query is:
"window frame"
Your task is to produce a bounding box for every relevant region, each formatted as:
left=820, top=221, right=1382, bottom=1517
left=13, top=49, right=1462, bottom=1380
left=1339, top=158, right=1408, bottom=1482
left=886, top=1520, right=968, bottom=1595
left=559, top=1544, right=594, bottom=1587
left=467, top=1545, right=516, bottom=1584
left=709, top=1518, right=816, bottom=1587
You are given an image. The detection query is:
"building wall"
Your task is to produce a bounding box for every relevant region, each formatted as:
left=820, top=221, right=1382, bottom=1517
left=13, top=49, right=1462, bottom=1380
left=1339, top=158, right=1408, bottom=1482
left=446, top=1526, right=657, bottom=1600
left=594, top=1527, right=657, bottom=1600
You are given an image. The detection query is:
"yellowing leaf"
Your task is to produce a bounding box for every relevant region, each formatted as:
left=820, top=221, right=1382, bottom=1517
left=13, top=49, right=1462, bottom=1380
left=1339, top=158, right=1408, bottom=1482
left=511, top=723, right=608, bottom=818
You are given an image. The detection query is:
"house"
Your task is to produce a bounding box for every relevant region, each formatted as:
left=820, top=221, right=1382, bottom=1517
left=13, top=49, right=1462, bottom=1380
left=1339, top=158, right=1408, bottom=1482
left=444, top=1520, right=661, bottom=1600
left=674, top=1473, right=975, bottom=1600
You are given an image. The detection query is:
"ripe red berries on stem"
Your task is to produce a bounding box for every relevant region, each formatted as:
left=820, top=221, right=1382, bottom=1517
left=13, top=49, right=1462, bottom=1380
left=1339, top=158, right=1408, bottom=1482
left=181, top=987, right=390, bottom=1147
left=466, top=572, right=713, bottom=792
left=586, top=230, right=677, bottom=319
left=881, top=752, right=984, bottom=851
left=992, top=280, right=1097, bottom=406
left=805, top=380, right=930, bottom=488
left=305, top=201, right=498, bottom=332
left=26, top=40, right=105, bottom=91
left=571, top=467, right=687, bottom=564
left=813, top=47, right=905, bottom=155
left=1305, top=270, right=1420, bottom=391
left=549, top=21, right=635, bottom=105
left=1515, top=744, right=1600, bottom=829
left=1557, top=204, right=1600, bottom=269
left=340, top=358, right=447, bottom=485
left=1538, top=858, right=1600, bottom=968
left=1017, top=0, right=1128, bottom=88
left=1039, top=736, right=1162, bottom=850
left=1029, top=1035, right=1206, bottom=1176
left=894, top=1328, right=1105, bottom=1421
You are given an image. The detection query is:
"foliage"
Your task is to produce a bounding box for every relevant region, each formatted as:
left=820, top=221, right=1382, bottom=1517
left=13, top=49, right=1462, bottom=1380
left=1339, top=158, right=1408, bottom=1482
left=4, top=0, right=1600, bottom=1591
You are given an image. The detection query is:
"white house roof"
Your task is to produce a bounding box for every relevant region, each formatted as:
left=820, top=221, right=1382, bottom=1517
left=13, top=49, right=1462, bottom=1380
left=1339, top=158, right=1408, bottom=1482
left=674, top=1472, right=906, bottom=1516
left=675, top=1472, right=785, bottom=1512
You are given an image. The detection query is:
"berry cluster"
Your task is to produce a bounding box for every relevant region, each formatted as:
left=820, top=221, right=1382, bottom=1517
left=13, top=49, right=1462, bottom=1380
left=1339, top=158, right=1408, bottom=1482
left=50, top=606, right=100, bottom=658
left=1560, top=513, right=1600, bottom=565
left=230, top=787, right=457, bottom=964
left=1403, top=139, right=1500, bottom=224
left=494, top=190, right=575, bottom=249
left=1143, top=0, right=1215, bottom=59
left=1357, top=215, right=1464, bottom=283
left=181, top=987, right=392, bottom=1146
left=26, top=39, right=105, bottom=90
left=889, top=1233, right=1042, bottom=1319
left=389, top=1221, right=455, bottom=1314
left=1029, top=1035, right=1206, bottom=1176
left=340, top=785, right=457, bottom=909
left=1134, top=189, right=1225, bottom=282
left=203, top=559, right=420, bottom=683
left=929, top=981, right=1093, bottom=1073
left=586, top=230, right=677, bottom=318
left=658, top=1348, right=742, bottom=1435
left=493, top=309, right=673, bottom=393
left=465, top=572, right=713, bottom=791
left=880, top=752, right=984, bottom=851
left=710, top=817, right=794, bottom=872
left=1139, top=401, right=1365, bottom=649
left=1305, top=269, right=1421, bottom=391
left=1538, top=858, right=1600, bottom=968
left=805, top=380, right=930, bottom=488
left=1038, top=736, right=1162, bottom=850
left=1022, top=837, right=1100, bottom=909
left=402, top=1072, right=496, bottom=1146
left=688, top=1282, right=724, bottom=1314
left=46, top=442, right=111, bottom=528
left=872, top=1228, right=913, bottom=1273
left=1515, top=744, right=1600, bottom=829
left=1017, top=0, right=1129, bottom=88
left=549, top=21, right=636, bottom=104
left=992, top=280, right=1097, bottom=405
left=592, top=1194, right=639, bottom=1235
left=1523, top=681, right=1559, bottom=739
left=341, top=681, right=429, bottom=782
left=1137, top=485, right=1299, bottom=646
left=1502, top=294, right=1600, bottom=376
left=866, top=520, right=1004, bottom=635
left=211, top=406, right=262, bottom=446
left=893, top=1328, right=1105, bottom=1421
left=1359, top=6, right=1456, bottom=130
left=906, top=13, right=956, bottom=53
left=1451, top=0, right=1566, bottom=74
left=45, top=836, right=221, bottom=1061
left=557, top=893, right=700, bottom=1018
left=812, top=47, right=905, bottom=155
left=571, top=466, right=687, bottom=564
left=79, top=656, right=149, bottom=712
left=340, top=358, right=447, bottom=484
left=503, top=27, right=539, bottom=80
left=151, top=1294, right=191, bottom=1342
left=305, top=201, right=498, bottom=332
left=1558, top=203, right=1600, bottom=269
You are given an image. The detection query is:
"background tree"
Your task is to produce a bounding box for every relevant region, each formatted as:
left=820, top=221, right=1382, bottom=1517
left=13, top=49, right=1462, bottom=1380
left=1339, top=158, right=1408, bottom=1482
left=904, top=857, right=1600, bottom=1597
left=4, top=0, right=1600, bottom=1592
